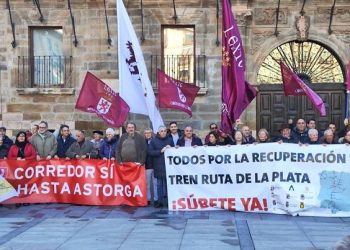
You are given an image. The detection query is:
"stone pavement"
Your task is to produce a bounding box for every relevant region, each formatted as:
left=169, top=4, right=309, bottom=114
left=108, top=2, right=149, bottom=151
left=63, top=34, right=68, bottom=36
left=0, top=204, right=349, bottom=250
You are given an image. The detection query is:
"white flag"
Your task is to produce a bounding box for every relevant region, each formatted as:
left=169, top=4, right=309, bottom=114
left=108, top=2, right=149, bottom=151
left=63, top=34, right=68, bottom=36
left=0, top=175, right=18, bottom=202
left=117, top=0, right=164, bottom=130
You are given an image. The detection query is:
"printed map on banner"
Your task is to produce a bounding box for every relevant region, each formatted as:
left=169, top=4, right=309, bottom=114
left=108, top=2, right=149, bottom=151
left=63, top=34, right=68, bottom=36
left=318, top=171, right=350, bottom=213
left=0, top=175, right=18, bottom=202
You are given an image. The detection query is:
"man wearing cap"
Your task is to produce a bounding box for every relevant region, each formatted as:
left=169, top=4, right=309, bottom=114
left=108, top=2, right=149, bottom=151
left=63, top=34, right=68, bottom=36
left=31, top=121, right=57, bottom=160
left=0, top=127, right=13, bottom=148
left=273, top=124, right=297, bottom=143
left=91, top=130, right=104, bottom=154
left=116, top=122, right=147, bottom=165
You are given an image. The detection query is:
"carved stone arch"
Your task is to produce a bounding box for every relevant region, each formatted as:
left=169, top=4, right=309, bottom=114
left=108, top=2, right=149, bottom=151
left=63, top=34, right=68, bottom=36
left=249, top=33, right=348, bottom=85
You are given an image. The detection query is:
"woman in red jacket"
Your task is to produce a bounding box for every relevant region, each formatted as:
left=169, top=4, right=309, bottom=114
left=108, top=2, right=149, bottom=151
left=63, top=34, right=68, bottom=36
left=8, top=131, right=37, bottom=160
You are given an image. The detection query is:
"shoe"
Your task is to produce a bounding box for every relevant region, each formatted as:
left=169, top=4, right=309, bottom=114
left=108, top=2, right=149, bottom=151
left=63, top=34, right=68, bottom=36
left=154, top=201, right=163, bottom=208
left=147, top=201, right=151, bottom=206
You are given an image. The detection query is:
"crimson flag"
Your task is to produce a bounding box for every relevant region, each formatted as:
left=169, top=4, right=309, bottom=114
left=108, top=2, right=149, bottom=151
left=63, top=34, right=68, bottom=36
left=157, top=69, right=200, bottom=117
left=220, top=0, right=257, bottom=133
left=280, top=62, right=326, bottom=116
left=75, top=72, right=130, bottom=127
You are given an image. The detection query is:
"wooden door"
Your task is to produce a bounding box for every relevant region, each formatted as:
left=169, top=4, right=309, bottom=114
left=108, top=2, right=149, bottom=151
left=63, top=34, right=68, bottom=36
left=257, top=83, right=345, bottom=137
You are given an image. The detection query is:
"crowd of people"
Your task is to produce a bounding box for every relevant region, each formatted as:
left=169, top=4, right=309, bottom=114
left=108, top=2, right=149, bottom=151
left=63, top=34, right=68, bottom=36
left=0, top=118, right=349, bottom=207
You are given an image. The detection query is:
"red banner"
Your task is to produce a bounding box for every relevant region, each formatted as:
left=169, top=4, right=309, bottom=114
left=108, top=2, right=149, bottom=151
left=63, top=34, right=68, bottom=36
left=0, top=160, right=147, bottom=206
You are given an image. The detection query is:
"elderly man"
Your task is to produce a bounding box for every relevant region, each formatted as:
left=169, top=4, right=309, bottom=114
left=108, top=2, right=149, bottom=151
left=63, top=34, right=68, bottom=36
left=177, top=126, right=202, bottom=147
left=320, top=129, right=338, bottom=144
left=241, top=125, right=256, bottom=144
left=273, top=124, right=297, bottom=143
left=31, top=121, right=57, bottom=160
left=148, top=126, right=174, bottom=207
left=116, top=122, right=147, bottom=165
left=291, top=118, right=309, bottom=144
left=66, top=130, right=98, bottom=159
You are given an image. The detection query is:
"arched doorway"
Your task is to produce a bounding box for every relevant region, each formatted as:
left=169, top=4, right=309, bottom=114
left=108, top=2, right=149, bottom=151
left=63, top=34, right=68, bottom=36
left=256, top=40, right=345, bottom=136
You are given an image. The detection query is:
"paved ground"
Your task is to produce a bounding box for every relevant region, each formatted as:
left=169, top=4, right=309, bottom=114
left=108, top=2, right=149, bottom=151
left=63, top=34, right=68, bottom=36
left=0, top=204, right=349, bottom=250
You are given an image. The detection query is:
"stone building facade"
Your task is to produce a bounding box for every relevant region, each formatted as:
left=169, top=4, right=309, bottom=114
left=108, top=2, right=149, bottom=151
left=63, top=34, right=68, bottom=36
left=0, top=0, right=349, bottom=136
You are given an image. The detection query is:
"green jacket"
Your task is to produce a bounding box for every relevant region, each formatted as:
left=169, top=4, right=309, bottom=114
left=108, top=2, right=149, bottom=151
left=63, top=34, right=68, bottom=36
left=30, top=131, right=57, bottom=157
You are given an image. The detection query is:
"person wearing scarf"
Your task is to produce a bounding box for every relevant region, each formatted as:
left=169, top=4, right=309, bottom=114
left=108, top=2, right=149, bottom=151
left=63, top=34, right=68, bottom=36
left=8, top=131, right=37, bottom=160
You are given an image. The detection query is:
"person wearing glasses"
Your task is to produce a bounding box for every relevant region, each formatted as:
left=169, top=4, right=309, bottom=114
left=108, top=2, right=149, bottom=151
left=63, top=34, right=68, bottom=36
left=55, top=125, right=76, bottom=159
left=204, top=123, right=233, bottom=145
left=66, top=130, right=98, bottom=159
left=8, top=131, right=37, bottom=160
left=30, top=121, right=57, bottom=160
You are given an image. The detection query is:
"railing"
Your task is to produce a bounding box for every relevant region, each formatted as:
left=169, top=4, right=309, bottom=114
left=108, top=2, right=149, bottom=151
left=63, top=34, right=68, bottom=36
left=17, top=56, right=73, bottom=88
left=149, top=55, right=206, bottom=89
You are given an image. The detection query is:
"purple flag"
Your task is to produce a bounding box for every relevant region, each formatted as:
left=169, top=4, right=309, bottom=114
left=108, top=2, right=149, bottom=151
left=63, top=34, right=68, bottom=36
left=280, top=62, right=326, bottom=116
left=76, top=72, right=130, bottom=127
left=157, top=69, right=200, bottom=117
left=220, top=0, right=257, bottom=133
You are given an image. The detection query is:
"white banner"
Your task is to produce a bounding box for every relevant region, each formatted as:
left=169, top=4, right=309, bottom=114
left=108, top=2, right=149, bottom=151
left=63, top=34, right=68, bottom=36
left=165, top=143, right=350, bottom=216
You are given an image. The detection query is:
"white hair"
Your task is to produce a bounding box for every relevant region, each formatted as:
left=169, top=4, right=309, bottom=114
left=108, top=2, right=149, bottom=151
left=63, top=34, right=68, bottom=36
left=105, top=128, right=115, bottom=135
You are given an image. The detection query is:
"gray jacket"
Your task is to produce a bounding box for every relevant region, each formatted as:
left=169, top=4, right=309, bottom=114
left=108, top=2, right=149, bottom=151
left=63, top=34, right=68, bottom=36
left=31, top=131, right=57, bottom=157
left=66, top=140, right=98, bottom=159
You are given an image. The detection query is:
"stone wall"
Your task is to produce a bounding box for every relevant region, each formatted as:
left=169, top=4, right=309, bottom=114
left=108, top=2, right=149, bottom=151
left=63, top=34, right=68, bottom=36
left=0, top=0, right=349, bottom=136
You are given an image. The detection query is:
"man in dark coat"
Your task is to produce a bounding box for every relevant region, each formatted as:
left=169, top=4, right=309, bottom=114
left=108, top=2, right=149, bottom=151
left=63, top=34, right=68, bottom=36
left=0, top=127, right=13, bottom=148
left=148, top=126, right=174, bottom=208
left=167, top=121, right=183, bottom=145
left=55, top=125, right=76, bottom=158
left=273, top=124, right=297, bottom=143
left=176, top=126, right=202, bottom=147
left=66, top=130, right=98, bottom=159
left=116, top=122, right=147, bottom=165
left=291, top=118, right=309, bottom=144
left=144, top=128, right=157, bottom=205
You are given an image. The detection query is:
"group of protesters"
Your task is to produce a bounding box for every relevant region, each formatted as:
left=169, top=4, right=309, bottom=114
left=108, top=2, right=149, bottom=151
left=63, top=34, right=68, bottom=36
left=0, top=117, right=349, bottom=207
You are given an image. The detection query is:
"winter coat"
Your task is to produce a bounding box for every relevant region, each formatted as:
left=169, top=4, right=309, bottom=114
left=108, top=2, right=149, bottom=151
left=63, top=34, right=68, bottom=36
left=99, top=137, right=118, bottom=159
left=272, top=136, right=298, bottom=143
left=2, top=135, right=13, bottom=148
left=176, top=135, right=203, bottom=147
left=167, top=129, right=183, bottom=145
left=0, top=144, right=10, bottom=159
left=57, top=135, right=76, bottom=158
left=148, top=135, right=174, bottom=178
left=7, top=143, right=37, bottom=160
left=243, top=135, right=256, bottom=144
left=291, top=127, right=309, bottom=144
left=66, top=140, right=98, bottom=159
left=116, top=132, right=147, bottom=165
left=31, top=131, right=57, bottom=157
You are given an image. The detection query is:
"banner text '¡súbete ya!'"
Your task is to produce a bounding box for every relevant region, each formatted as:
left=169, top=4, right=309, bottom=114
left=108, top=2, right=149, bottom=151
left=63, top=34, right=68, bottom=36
left=14, top=164, right=115, bottom=180
left=166, top=151, right=346, bottom=166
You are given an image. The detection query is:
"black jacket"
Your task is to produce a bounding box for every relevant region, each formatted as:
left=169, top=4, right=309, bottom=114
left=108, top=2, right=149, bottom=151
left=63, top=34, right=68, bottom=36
left=148, top=135, right=174, bottom=178
left=57, top=135, right=76, bottom=158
